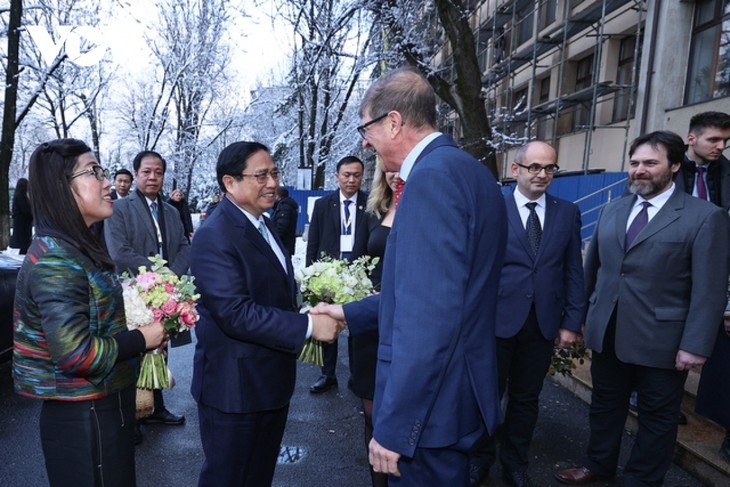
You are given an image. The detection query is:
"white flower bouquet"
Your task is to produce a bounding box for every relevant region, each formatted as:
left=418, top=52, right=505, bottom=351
left=295, top=255, right=378, bottom=366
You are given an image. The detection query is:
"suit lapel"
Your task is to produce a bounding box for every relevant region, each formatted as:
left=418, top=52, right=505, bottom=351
left=221, top=198, right=289, bottom=280
left=329, top=192, right=341, bottom=238
left=506, top=195, right=533, bottom=258
left=539, top=195, right=559, bottom=257
left=131, top=192, right=157, bottom=242
left=614, top=195, right=635, bottom=252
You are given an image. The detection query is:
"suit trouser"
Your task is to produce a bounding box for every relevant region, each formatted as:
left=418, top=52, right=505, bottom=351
left=470, top=307, right=553, bottom=472
left=586, top=317, right=687, bottom=487
left=197, top=401, right=289, bottom=487
left=40, top=385, right=137, bottom=487
left=321, top=338, right=339, bottom=378
left=393, top=427, right=483, bottom=487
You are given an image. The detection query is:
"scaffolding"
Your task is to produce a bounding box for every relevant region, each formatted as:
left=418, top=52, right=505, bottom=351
left=473, top=0, right=646, bottom=176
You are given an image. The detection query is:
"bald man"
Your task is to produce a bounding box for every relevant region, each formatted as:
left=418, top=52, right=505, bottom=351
left=470, top=141, right=584, bottom=487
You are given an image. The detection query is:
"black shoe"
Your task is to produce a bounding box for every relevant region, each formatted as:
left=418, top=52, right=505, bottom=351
left=678, top=411, right=688, bottom=425
left=134, top=422, right=143, bottom=445
left=503, top=468, right=536, bottom=487
left=720, top=435, right=730, bottom=463
left=310, top=375, right=337, bottom=393
left=469, top=462, right=489, bottom=486
left=139, top=407, right=185, bottom=425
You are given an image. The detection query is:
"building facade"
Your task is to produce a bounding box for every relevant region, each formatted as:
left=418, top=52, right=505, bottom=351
left=437, top=0, right=730, bottom=176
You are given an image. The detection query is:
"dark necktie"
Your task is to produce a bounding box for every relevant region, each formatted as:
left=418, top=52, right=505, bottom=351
left=525, top=202, right=542, bottom=256
left=625, top=201, right=651, bottom=249
left=394, top=178, right=405, bottom=208
left=696, top=166, right=708, bottom=201
left=343, top=200, right=352, bottom=235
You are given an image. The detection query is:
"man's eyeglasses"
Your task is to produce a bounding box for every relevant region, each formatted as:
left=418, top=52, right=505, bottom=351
left=515, top=162, right=560, bottom=175
left=241, top=169, right=280, bottom=184
left=356, top=113, right=389, bottom=139
left=69, top=165, right=110, bottom=181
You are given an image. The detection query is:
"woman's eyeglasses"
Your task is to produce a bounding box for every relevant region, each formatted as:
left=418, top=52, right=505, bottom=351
left=69, top=165, right=110, bottom=181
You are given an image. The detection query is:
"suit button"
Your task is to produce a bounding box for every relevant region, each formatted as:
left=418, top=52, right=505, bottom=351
left=526, top=293, right=533, bottom=299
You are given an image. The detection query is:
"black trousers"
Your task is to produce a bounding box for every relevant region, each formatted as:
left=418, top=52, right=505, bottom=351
left=586, top=316, right=687, bottom=487
left=471, top=307, right=553, bottom=472
left=40, top=385, right=137, bottom=487
left=197, top=402, right=289, bottom=487
left=321, top=338, right=338, bottom=378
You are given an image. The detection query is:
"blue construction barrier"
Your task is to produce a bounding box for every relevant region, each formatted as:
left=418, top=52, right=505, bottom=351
left=286, top=172, right=629, bottom=241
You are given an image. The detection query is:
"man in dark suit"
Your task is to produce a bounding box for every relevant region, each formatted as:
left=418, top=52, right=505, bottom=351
left=313, top=67, right=507, bottom=486
left=556, top=131, right=730, bottom=486
left=306, top=155, right=375, bottom=393
left=111, top=168, right=133, bottom=200
left=189, top=141, right=342, bottom=486
left=675, top=111, right=730, bottom=210
left=470, top=141, right=584, bottom=487
left=688, top=111, right=730, bottom=461
left=272, top=187, right=299, bottom=256
left=104, top=150, right=190, bottom=432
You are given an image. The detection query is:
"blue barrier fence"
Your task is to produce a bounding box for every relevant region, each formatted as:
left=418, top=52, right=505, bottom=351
left=285, top=171, right=629, bottom=241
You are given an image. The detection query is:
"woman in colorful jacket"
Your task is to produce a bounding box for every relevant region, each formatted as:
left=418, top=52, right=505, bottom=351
left=13, top=139, right=165, bottom=487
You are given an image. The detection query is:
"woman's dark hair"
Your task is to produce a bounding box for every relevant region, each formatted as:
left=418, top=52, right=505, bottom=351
left=29, top=139, right=114, bottom=270
left=216, top=141, right=269, bottom=193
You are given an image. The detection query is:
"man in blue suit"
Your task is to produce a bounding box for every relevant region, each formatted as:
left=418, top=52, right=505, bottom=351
left=470, top=141, right=584, bottom=487
left=189, top=141, right=343, bottom=487
left=314, top=67, right=507, bottom=486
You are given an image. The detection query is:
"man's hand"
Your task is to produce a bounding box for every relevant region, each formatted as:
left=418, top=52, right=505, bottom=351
left=310, top=302, right=346, bottom=321
left=369, top=438, right=401, bottom=477
left=675, top=350, right=707, bottom=371
left=310, top=313, right=345, bottom=343
left=556, top=328, right=578, bottom=349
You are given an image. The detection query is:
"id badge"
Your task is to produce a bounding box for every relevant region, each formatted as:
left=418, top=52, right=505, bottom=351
left=340, top=234, right=354, bottom=252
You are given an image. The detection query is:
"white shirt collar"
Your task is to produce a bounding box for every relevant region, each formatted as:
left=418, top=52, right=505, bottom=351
left=513, top=189, right=547, bottom=208
left=399, top=132, right=442, bottom=182
left=634, top=182, right=675, bottom=209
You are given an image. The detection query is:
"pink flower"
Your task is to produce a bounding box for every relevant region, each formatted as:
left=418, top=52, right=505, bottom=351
left=161, top=298, right=178, bottom=316
left=136, top=272, right=157, bottom=291
left=164, top=282, right=175, bottom=294
left=152, top=308, right=164, bottom=322
left=180, top=308, right=198, bottom=326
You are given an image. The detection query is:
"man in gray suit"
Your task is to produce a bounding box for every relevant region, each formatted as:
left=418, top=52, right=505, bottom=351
left=556, top=131, right=730, bottom=486
left=104, top=150, right=190, bottom=435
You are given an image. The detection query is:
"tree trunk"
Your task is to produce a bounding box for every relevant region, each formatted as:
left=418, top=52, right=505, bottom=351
left=0, top=0, right=22, bottom=248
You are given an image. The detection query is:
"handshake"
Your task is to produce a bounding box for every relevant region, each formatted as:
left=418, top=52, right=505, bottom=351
left=309, top=303, right=347, bottom=343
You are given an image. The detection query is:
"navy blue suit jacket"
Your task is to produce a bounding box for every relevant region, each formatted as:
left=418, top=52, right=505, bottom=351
left=189, top=196, right=308, bottom=413
left=345, top=134, right=507, bottom=458
left=497, top=192, right=584, bottom=339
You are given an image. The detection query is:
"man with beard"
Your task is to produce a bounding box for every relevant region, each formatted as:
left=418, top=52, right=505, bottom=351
left=556, top=131, right=730, bottom=486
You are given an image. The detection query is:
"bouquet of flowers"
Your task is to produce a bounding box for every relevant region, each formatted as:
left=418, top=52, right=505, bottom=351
left=295, top=255, right=379, bottom=366
left=123, top=255, right=200, bottom=389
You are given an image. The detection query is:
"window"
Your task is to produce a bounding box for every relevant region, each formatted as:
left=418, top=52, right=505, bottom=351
left=613, top=35, right=642, bottom=122
left=516, top=5, right=534, bottom=46
left=536, top=76, right=552, bottom=140
left=685, top=0, right=730, bottom=104
left=540, top=0, right=558, bottom=30
left=476, top=24, right=491, bottom=73
left=573, top=53, right=595, bottom=130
